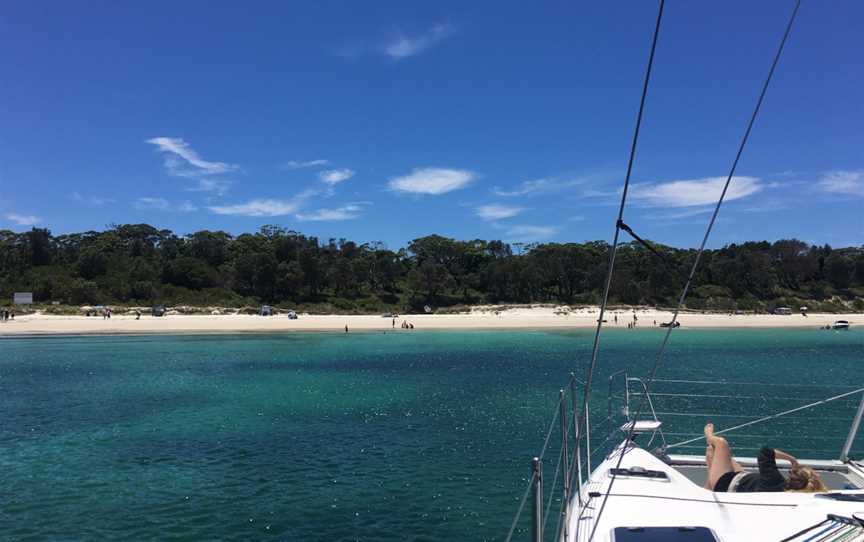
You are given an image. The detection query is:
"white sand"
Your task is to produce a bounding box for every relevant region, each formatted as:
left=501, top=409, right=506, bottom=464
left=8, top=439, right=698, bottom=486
left=0, top=307, right=857, bottom=336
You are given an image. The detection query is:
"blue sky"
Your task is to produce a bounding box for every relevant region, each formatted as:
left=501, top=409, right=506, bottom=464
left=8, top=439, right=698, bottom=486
left=1, top=0, right=861, bottom=249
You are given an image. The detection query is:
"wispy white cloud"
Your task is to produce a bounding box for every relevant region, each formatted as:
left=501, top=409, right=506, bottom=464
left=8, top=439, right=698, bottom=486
left=630, top=176, right=762, bottom=207
left=186, top=178, right=232, bottom=196
left=72, top=192, right=115, bottom=206
left=493, top=176, right=590, bottom=197
left=134, top=197, right=170, bottom=211
left=147, top=137, right=238, bottom=179
left=177, top=201, right=199, bottom=212
left=384, top=23, right=453, bottom=60
left=819, top=170, right=864, bottom=197
left=643, top=207, right=714, bottom=220
left=318, top=169, right=355, bottom=185
left=389, top=167, right=474, bottom=195
left=502, top=225, right=559, bottom=243
left=296, top=203, right=366, bottom=222
left=281, top=159, right=330, bottom=170
left=475, top=204, right=524, bottom=221
left=134, top=197, right=198, bottom=212
left=207, top=189, right=319, bottom=217
left=208, top=199, right=300, bottom=217
left=5, top=213, right=41, bottom=226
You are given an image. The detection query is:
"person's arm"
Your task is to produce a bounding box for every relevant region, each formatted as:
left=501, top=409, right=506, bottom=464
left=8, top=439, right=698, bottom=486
left=757, top=447, right=786, bottom=487
left=773, top=449, right=799, bottom=468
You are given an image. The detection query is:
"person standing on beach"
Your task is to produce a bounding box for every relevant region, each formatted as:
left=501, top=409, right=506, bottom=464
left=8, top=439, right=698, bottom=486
left=345, top=324, right=349, bottom=333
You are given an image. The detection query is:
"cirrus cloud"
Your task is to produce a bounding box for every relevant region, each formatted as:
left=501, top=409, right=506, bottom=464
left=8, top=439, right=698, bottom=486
left=280, top=159, right=330, bottom=170
left=475, top=204, right=524, bottom=221
left=493, top=176, right=589, bottom=197
left=147, top=137, right=237, bottom=177
left=318, top=169, right=355, bottom=185
left=819, top=170, right=863, bottom=197
left=296, top=204, right=366, bottom=222
left=5, top=213, right=42, bottom=226
left=384, top=24, right=453, bottom=60
left=502, top=225, right=559, bottom=243
left=207, top=189, right=319, bottom=217
left=630, top=176, right=762, bottom=207
left=208, top=199, right=300, bottom=217
left=134, top=197, right=197, bottom=212
left=389, top=167, right=475, bottom=195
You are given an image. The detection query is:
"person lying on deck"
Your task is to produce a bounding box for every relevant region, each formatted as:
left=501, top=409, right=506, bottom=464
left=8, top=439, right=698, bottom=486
left=703, top=423, right=826, bottom=493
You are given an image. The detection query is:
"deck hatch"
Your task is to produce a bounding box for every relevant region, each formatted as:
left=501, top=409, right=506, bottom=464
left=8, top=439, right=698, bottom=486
left=609, top=467, right=669, bottom=480
left=611, top=526, right=719, bottom=541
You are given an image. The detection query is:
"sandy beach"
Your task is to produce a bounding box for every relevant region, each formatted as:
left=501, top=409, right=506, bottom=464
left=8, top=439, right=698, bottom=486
left=0, top=306, right=857, bottom=336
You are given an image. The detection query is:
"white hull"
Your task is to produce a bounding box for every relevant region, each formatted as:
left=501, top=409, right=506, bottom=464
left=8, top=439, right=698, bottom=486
left=564, top=442, right=864, bottom=542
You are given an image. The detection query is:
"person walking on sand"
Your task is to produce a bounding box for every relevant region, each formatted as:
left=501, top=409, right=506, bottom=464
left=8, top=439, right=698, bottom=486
left=392, top=317, right=395, bottom=329
left=345, top=324, right=349, bottom=333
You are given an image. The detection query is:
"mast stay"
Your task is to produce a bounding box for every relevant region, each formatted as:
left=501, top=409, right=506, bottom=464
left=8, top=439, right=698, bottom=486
left=587, top=1, right=803, bottom=539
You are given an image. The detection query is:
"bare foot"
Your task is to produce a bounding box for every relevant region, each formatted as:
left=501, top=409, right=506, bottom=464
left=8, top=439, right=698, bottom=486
left=704, top=422, right=715, bottom=442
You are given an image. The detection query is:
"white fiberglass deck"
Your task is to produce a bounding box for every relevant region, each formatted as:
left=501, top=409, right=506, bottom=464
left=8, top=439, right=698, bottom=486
left=565, top=443, right=864, bottom=542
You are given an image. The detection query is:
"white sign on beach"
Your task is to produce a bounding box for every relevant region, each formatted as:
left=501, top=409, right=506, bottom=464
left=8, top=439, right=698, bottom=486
left=13, top=292, right=33, bottom=305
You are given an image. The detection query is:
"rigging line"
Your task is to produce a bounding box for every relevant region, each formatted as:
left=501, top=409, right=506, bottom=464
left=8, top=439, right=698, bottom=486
left=539, top=398, right=562, bottom=461
left=647, top=378, right=862, bottom=389
left=632, top=392, right=861, bottom=401
left=574, top=0, right=665, bottom=488
left=543, top=446, right=565, bottom=529
left=505, top=397, right=562, bottom=541
left=665, top=386, right=864, bottom=450
left=617, top=220, right=682, bottom=276
left=504, top=471, right=536, bottom=542
left=589, top=1, right=802, bottom=540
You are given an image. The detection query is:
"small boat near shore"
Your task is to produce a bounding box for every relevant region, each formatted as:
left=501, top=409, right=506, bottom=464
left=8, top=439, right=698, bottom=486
left=831, top=320, right=850, bottom=330
left=659, top=321, right=680, bottom=328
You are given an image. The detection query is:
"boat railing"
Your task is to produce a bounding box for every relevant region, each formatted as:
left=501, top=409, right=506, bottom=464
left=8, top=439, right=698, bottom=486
left=505, top=373, right=601, bottom=542
left=609, top=376, right=864, bottom=462
left=506, top=372, right=864, bottom=541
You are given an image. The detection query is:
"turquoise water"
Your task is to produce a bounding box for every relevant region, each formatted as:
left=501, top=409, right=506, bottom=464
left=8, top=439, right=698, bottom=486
left=1, top=328, right=862, bottom=540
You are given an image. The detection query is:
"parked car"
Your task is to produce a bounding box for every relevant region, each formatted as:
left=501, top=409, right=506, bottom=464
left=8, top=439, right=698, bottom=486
left=152, top=305, right=166, bottom=317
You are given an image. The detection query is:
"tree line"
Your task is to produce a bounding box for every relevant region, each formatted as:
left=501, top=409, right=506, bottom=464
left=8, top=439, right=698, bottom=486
left=1, top=224, right=862, bottom=313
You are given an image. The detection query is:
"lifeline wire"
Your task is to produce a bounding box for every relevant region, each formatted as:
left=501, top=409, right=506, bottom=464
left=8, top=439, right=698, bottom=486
left=666, top=387, right=864, bottom=450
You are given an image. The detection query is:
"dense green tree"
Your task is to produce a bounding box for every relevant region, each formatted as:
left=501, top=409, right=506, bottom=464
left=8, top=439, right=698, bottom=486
left=0, top=224, right=860, bottom=312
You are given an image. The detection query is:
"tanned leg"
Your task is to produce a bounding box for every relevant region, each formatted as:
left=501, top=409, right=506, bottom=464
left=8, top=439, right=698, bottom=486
left=704, top=423, right=736, bottom=490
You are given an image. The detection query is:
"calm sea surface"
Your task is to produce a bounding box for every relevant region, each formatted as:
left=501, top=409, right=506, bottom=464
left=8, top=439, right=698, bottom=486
left=1, top=328, right=862, bottom=540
